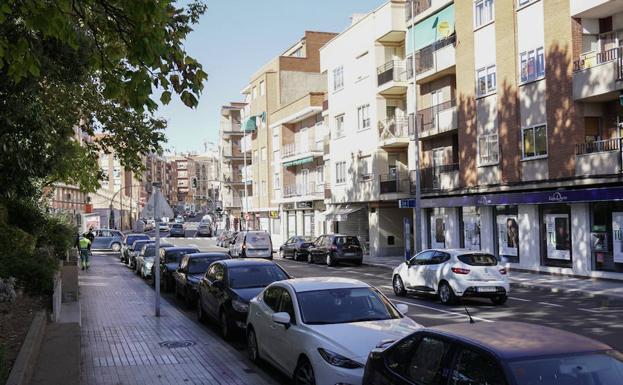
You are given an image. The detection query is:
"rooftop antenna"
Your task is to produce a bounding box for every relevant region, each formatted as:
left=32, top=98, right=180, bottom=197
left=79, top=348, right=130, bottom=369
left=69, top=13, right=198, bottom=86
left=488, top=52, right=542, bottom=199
left=464, top=304, right=475, bottom=324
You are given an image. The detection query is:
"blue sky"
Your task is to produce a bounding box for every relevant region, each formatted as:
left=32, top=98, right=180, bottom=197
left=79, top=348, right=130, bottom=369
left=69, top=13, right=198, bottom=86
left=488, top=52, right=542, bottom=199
left=159, top=0, right=383, bottom=153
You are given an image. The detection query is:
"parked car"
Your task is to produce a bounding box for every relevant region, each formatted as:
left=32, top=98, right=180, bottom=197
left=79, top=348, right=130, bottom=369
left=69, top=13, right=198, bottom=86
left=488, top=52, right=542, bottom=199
left=169, top=223, right=185, bottom=237
left=230, top=231, right=273, bottom=259
left=362, top=321, right=623, bottom=385
left=307, top=234, right=363, bottom=266
left=157, top=246, right=200, bottom=291
left=279, top=236, right=315, bottom=261
left=121, top=233, right=150, bottom=263
left=392, top=249, right=509, bottom=305
left=173, top=251, right=230, bottom=306
left=196, top=222, right=212, bottom=237
left=246, top=277, right=419, bottom=385
left=135, top=242, right=173, bottom=278
left=90, top=229, right=124, bottom=252
left=174, top=215, right=184, bottom=224
left=128, top=239, right=154, bottom=269
left=144, top=219, right=155, bottom=232
left=196, top=259, right=290, bottom=339
left=158, top=222, right=170, bottom=233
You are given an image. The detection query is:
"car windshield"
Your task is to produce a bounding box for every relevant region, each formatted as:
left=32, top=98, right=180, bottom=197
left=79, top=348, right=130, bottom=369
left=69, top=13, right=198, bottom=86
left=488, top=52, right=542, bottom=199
left=188, top=255, right=228, bottom=274
left=246, top=233, right=271, bottom=247
left=228, top=265, right=288, bottom=289
left=335, top=236, right=360, bottom=246
left=510, top=351, right=623, bottom=385
left=296, top=236, right=314, bottom=243
left=458, top=253, right=498, bottom=266
left=296, top=287, right=400, bottom=325
left=133, top=241, right=152, bottom=251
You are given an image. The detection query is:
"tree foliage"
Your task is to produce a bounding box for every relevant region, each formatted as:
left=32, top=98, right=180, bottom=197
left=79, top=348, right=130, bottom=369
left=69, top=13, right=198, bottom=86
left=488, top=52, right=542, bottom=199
left=0, top=0, right=207, bottom=198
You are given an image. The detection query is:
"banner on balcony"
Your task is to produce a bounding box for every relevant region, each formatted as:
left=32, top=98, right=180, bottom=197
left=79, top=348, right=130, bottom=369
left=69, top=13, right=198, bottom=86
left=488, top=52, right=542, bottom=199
left=406, top=3, right=455, bottom=54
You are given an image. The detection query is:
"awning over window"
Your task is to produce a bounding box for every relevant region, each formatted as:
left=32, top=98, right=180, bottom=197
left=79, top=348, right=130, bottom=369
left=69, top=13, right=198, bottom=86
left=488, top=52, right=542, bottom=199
left=283, top=156, right=314, bottom=167
left=323, top=204, right=363, bottom=221
left=242, top=116, right=257, bottom=132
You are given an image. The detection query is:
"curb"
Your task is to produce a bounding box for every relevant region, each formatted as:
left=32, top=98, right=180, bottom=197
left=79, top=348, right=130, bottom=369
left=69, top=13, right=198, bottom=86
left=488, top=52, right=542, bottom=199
left=5, top=310, right=47, bottom=385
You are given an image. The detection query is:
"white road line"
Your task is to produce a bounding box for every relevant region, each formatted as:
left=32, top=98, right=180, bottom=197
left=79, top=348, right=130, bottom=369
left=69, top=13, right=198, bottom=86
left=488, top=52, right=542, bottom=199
left=538, top=301, right=564, bottom=308
left=381, top=285, right=394, bottom=290
left=392, top=298, right=494, bottom=323
left=579, top=307, right=623, bottom=314
left=509, top=296, right=531, bottom=302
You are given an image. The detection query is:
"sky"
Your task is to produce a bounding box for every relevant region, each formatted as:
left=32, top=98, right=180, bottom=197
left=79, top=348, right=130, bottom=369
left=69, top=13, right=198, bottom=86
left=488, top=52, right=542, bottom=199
left=159, top=0, right=383, bottom=154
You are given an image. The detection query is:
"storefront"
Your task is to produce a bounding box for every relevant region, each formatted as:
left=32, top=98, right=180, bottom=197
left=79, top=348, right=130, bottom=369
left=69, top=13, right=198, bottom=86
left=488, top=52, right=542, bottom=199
left=591, top=202, right=623, bottom=273
left=282, top=201, right=325, bottom=238
left=324, top=204, right=369, bottom=249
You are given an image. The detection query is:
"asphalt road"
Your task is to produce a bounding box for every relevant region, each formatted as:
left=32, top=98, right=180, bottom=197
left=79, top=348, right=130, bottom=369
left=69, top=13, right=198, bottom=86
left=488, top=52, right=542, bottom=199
left=162, top=236, right=623, bottom=351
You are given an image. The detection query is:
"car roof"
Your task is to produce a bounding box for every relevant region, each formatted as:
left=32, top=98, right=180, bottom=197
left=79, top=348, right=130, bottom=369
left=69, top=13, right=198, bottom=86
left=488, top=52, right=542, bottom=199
left=186, top=252, right=230, bottom=258
left=423, top=248, right=492, bottom=256
left=429, top=322, right=612, bottom=360
left=126, top=233, right=149, bottom=237
left=164, top=247, right=199, bottom=252
left=218, top=258, right=277, bottom=267
left=283, top=277, right=369, bottom=293
left=144, top=243, right=173, bottom=249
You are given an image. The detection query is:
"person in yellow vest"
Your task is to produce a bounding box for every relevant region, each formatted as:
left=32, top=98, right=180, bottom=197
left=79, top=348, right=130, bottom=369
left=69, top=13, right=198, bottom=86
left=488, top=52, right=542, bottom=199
left=78, top=235, right=91, bottom=270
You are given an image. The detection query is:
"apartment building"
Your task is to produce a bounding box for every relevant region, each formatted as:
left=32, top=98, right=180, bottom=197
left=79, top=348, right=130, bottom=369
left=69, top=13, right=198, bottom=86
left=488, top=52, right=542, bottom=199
left=140, top=153, right=175, bottom=209
left=189, top=152, right=220, bottom=212
left=401, top=0, right=623, bottom=280
left=321, top=1, right=412, bottom=257
left=240, top=31, right=337, bottom=245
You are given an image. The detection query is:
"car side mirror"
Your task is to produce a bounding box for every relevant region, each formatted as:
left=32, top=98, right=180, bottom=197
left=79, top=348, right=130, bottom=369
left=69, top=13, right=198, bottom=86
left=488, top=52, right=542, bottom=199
left=395, top=303, right=408, bottom=314
left=272, top=312, right=291, bottom=328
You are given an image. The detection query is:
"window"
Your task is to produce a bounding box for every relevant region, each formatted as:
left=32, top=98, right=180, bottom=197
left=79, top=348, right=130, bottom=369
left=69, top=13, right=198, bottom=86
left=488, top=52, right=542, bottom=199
left=522, top=124, right=547, bottom=159
left=359, top=156, right=371, bottom=180
left=252, top=86, right=257, bottom=100
left=451, top=349, right=507, bottom=385
left=263, top=287, right=283, bottom=312
left=476, top=65, right=496, bottom=96
left=357, top=104, right=370, bottom=131
left=316, top=166, right=324, bottom=184
left=333, top=65, right=344, bottom=91
left=259, top=80, right=265, bottom=96
left=335, top=161, right=346, bottom=184
left=520, top=47, right=545, bottom=83
left=387, top=335, right=451, bottom=384
left=274, top=171, right=280, bottom=189
left=478, top=133, right=499, bottom=165
left=474, top=0, right=494, bottom=28
left=335, top=114, right=345, bottom=138
left=279, top=290, right=296, bottom=324
left=261, top=180, right=267, bottom=196
left=261, top=147, right=267, bottom=161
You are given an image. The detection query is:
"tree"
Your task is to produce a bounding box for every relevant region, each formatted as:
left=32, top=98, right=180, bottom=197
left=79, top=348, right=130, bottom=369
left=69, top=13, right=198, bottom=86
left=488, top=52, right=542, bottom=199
left=0, top=0, right=208, bottom=198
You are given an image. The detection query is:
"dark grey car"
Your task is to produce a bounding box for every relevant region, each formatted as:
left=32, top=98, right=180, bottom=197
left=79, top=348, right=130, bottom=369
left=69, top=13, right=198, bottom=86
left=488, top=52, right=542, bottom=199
left=308, top=234, right=363, bottom=266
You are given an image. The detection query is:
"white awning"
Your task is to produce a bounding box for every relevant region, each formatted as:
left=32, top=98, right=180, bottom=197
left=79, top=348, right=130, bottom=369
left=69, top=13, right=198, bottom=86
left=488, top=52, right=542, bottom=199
left=322, top=204, right=364, bottom=221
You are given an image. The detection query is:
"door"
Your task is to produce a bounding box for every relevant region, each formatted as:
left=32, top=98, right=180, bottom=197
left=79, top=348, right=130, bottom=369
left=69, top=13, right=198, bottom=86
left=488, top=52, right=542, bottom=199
left=388, top=153, right=399, bottom=180
left=204, top=264, right=224, bottom=318
left=282, top=237, right=294, bottom=258
left=287, top=212, right=296, bottom=237
left=271, top=289, right=299, bottom=373
left=406, top=250, right=435, bottom=289
left=426, top=251, right=450, bottom=291
left=303, top=215, right=312, bottom=236
left=299, top=126, right=309, bottom=153
left=386, top=334, right=452, bottom=384
left=93, top=230, right=111, bottom=249
left=256, top=286, right=283, bottom=364
left=450, top=347, right=508, bottom=385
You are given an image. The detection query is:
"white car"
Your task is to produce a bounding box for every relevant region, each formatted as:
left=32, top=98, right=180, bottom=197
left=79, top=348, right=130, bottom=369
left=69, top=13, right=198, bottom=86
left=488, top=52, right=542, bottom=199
left=246, top=277, right=420, bottom=385
left=392, top=249, right=509, bottom=306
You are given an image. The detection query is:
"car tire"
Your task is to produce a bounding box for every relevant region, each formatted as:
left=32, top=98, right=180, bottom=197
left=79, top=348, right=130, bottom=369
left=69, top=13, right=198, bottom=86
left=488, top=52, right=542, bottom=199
left=247, top=327, right=260, bottom=364
left=197, top=298, right=206, bottom=323
left=293, top=356, right=316, bottom=385
left=326, top=253, right=336, bottom=267
left=111, top=243, right=121, bottom=252
left=307, top=255, right=314, bottom=264
left=491, top=294, right=507, bottom=305
left=438, top=281, right=458, bottom=305
left=220, top=310, right=231, bottom=340
left=393, top=275, right=407, bottom=296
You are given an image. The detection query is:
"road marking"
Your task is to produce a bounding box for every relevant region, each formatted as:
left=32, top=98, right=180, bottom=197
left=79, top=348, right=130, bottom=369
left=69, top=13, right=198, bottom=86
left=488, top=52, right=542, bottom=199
left=579, top=307, right=623, bottom=314
left=509, top=296, right=531, bottom=302
left=392, top=298, right=494, bottom=323
left=381, top=285, right=394, bottom=290
left=538, top=301, right=564, bottom=308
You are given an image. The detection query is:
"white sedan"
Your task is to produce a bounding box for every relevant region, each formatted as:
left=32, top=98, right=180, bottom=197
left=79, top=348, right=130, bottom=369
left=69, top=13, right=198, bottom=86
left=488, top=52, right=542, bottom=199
left=246, top=277, right=420, bottom=385
left=392, top=248, right=510, bottom=305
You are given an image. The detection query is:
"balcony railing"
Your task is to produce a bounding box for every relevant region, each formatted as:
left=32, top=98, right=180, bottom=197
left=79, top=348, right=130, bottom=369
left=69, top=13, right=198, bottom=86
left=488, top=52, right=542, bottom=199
left=378, top=117, right=410, bottom=141
left=283, top=183, right=324, bottom=199
left=417, top=99, right=457, bottom=135
left=221, top=122, right=243, bottom=134
left=380, top=172, right=411, bottom=194
left=282, top=141, right=323, bottom=158
left=377, top=60, right=407, bottom=86
left=574, top=47, right=621, bottom=72
left=405, top=0, right=432, bottom=21
left=412, top=35, right=456, bottom=75
left=418, top=163, right=459, bottom=191
left=576, top=137, right=622, bottom=155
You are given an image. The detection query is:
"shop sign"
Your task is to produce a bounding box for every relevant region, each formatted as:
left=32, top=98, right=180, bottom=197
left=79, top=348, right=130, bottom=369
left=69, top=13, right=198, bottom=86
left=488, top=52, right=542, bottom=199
left=296, top=201, right=313, bottom=209
left=269, top=210, right=280, bottom=219
left=497, top=215, right=519, bottom=257
left=283, top=203, right=294, bottom=211
left=545, top=214, right=571, bottom=260
left=613, top=213, right=623, bottom=263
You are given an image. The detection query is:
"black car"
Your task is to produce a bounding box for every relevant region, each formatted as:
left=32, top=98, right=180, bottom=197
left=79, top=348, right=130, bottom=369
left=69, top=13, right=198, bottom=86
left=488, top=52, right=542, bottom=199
left=308, top=234, right=363, bottom=266
left=363, top=321, right=623, bottom=385
left=196, top=259, right=290, bottom=339
left=156, top=246, right=200, bottom=291
left=169, top=223, right=185, bottom=237
left=173, top=251, right=230, bottom=306
left=279, top=235, right=315, bottom=261
left=128, top=239, right=155, bottom=269
left=121, top=233, right=150, bottom=263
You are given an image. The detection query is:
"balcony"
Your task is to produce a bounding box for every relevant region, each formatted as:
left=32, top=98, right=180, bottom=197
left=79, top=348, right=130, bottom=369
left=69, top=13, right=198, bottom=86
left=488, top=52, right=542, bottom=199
left=571, top=0, right=623, bottom=18
left=221, top=122, right=244, bottom=136
left=409, top=35, right=456, bottom=83
left=282, top=183, right=324, bottom=201
left=418, top=163, right=459, bottom=192
left=575, top=138, right=622, bottom=176
left=281, top=141, right=323, bottom=165
left=405, top=0, right=432, bottom=21
left=379, top=172, right=411, bottom=198
left=378, top=117, right=410, bottom=148
left=417, top=100, right=457, bottom=138
left=572, top=47, right=623, bottom=101
left=375, top=0, right=407, bottom=44
left=377, top=60, right=408, bottom=96
left=324, top=183, right=332, bottom=200
left=222, top=147, right=245, bottom=161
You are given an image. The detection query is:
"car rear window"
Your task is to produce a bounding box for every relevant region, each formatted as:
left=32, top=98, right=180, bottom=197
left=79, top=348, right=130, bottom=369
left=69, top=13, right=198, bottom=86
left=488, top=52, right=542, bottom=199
left=458, top=253, right=498, bottom=266
left=246, top=233, right=271, bottom=247
left=335, top=236, right=360, bottom=246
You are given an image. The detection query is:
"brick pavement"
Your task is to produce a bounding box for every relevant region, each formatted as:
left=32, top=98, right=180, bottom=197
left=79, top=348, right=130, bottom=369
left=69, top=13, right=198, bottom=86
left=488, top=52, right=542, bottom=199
left=80, top=252, right=279, bottom=385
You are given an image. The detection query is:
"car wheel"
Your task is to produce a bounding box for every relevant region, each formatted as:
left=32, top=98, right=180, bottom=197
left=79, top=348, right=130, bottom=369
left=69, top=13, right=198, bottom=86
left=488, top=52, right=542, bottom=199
left=247, top=327, right=260, bottom=363
left=438, top=281, right=458, bottom=305
left=393, top=275, right=406, bottom=296
left=491, top=294, right=507, bottom=305
left=220, top=311, right=231, bottom=340
left=293, top=356, right=316, bottom=385
left=307, top=254, right=314, bottom=264
left=326, top=253, right=336, bottom=267
left=197, top=298, right=206, bottom=322
left=111, top=243, right=121, bottom=252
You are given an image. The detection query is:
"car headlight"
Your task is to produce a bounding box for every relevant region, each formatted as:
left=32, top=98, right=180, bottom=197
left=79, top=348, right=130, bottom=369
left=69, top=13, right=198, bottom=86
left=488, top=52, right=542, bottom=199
left=231, top=299, right=249, bottom=313
left=317, top=348, right=363, bottom=369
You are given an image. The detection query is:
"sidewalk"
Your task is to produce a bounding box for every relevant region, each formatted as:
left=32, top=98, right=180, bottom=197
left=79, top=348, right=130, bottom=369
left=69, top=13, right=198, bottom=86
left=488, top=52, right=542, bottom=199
left=79, top=252, right=278, bottom=385
left=363, top=254, right=623, bottom=301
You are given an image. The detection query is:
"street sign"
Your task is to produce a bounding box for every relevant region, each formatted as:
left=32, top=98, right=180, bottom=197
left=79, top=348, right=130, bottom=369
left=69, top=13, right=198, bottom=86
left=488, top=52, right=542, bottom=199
left=399, top=199, right=417, bottom=209
left=140, top=190, right=174, bottom=219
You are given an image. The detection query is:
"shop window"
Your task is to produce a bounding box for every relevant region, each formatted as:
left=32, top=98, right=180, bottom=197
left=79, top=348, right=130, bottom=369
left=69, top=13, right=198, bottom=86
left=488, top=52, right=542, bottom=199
left=462, top=207, right=481, bottom=251
left=540, top=205, right=572, bottom=268
left=494, top=205, right=519, bottom=263
left=430, top=208, right=446, bottom=249
left=591, top=202, right=623, bottom=273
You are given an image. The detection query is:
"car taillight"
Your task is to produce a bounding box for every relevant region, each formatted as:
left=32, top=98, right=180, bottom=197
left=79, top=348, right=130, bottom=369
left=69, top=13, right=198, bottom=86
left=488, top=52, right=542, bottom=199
left=451, top=267, right=470, bottom=275
left=499, top=268, right=507, bottom=275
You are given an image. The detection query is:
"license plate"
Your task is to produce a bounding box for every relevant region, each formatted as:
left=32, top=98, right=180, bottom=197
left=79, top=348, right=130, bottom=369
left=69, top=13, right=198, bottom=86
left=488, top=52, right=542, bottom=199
left=344, top=253, right=355, bottom=257
left=478, top=287, right=497, bottom=293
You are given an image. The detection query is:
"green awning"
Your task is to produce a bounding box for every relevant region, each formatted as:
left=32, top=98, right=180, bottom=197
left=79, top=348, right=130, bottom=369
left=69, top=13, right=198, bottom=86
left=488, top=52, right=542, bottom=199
left=242, top=116, right=257, bottom=132
left=283, top=156, right=314, bottom=167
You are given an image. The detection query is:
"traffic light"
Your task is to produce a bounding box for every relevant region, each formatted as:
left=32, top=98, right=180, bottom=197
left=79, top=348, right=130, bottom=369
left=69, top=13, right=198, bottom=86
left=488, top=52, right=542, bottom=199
left=191, top=177, right=198, bottom=189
